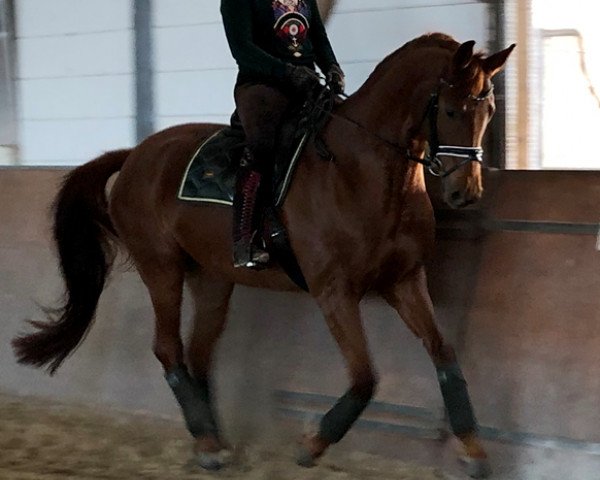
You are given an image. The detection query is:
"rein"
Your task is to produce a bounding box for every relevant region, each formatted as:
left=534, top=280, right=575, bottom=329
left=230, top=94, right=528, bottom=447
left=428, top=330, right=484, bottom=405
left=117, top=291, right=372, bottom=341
left=317, top=80, right=492, bottom=178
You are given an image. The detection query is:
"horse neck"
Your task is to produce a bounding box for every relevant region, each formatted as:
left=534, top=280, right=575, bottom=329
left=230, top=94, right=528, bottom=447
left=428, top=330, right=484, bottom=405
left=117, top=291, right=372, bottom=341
left=329, top=47, right=449, bottom=197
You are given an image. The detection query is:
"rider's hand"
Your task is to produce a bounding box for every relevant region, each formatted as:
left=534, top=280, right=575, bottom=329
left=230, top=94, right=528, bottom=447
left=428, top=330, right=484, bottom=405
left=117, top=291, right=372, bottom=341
left=326, top=64, right=345, bottom=95
left=285, top=65, right=322, bottom=94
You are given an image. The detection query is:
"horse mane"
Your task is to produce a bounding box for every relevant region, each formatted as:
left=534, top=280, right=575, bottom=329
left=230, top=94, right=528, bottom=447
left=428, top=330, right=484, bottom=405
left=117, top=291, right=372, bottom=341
left=362, top=33, right=485, bottom=91
left=381, top=32, right=459, bottom=65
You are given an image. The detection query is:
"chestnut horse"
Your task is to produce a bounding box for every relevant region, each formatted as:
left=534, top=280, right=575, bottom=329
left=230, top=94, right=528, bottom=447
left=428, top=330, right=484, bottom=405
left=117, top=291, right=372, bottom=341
left=13, top=33, right=513, bottom=478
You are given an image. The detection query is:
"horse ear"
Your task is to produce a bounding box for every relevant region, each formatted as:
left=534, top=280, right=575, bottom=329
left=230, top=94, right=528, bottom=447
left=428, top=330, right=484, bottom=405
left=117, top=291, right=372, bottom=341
left=453, top=40, right=476, bottom=71
left=483, top=44, right=516, bottom=77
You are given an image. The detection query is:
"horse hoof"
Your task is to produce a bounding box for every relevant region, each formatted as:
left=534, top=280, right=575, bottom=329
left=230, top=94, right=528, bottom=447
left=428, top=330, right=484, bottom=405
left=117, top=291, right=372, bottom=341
left=462, top=456, right=492, bottom=479
left=196, top=449, right=232, bottom=471
left=296, top=446, right=316, bottom=468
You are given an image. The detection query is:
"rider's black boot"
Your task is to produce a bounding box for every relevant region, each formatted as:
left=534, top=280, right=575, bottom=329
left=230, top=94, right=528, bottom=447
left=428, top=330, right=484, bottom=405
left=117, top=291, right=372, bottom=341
left=232, top=151, right=270, bottom=269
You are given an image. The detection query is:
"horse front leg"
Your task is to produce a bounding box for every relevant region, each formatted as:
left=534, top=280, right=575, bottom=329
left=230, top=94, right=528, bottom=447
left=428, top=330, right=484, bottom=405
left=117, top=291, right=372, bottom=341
left=298, top=285, right=378, bottom=466
left=381, top=266, right=491, bottom=479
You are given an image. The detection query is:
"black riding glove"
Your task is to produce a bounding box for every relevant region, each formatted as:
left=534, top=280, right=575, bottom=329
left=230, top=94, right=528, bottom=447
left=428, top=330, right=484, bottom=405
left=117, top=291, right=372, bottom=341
left=326, top=64, right=345, bottom=95
left=285, top=65, right=322, bottom=94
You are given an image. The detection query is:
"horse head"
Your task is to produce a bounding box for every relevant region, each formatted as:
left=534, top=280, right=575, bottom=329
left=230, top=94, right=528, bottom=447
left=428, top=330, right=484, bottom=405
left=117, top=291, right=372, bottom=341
left=434, top=41, right=515, bottom=208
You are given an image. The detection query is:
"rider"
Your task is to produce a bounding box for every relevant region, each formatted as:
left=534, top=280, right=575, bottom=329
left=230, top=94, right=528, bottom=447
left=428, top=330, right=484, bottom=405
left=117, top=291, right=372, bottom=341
left=221, top=0, right=345, bottom=268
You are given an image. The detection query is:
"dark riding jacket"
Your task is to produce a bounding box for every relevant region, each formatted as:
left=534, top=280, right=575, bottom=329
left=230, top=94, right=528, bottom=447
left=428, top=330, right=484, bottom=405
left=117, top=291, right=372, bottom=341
left=220, top=0, right=339, bottom=85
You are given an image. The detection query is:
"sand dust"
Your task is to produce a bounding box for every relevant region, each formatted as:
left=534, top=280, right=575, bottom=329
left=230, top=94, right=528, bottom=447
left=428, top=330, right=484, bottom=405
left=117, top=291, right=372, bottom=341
left=0, top=392, right=454, bottom=480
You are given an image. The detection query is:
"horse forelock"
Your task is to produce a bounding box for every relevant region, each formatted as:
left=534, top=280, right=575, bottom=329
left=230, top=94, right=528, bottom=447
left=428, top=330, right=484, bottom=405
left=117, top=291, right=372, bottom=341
left=448, top=53, right=490, bottom=98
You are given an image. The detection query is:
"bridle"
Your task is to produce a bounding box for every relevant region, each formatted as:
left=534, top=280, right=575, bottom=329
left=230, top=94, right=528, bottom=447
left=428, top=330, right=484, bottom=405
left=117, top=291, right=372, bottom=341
left=322, top=79, right=494, bottom=178
left=425, top=79, right=493, bottom=177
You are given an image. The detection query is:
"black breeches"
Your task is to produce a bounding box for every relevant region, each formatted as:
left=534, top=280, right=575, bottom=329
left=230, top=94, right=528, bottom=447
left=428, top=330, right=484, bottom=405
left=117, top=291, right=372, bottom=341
left=234, top=82, right=291, bottom=172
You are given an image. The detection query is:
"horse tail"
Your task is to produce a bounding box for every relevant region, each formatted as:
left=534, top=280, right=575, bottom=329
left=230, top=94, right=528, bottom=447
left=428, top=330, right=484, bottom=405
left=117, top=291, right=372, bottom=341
left=12, top=149, right=131, bottom=375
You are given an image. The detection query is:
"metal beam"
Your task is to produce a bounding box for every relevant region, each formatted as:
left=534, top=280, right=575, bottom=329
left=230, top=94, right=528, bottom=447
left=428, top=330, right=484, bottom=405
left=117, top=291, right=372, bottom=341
left=0, top=0, right=17, bottom=150
left=134, top=0, right=154, bottom=142
left=488, top=0, right=507, bottom=169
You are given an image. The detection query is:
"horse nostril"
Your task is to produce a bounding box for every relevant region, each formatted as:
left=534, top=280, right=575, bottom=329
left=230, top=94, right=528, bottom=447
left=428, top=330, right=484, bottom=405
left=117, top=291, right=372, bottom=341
left=451, top=191, right=461, bottom=202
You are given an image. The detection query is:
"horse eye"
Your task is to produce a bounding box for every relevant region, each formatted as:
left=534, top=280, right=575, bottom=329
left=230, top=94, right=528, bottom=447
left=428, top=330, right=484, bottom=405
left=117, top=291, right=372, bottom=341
left=446, top=109, right=455, bottom=118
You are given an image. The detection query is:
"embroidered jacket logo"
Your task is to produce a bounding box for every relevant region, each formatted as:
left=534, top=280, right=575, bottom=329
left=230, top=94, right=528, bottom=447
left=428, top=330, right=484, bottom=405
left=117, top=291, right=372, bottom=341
left=272, top=0, right=310, bottom=58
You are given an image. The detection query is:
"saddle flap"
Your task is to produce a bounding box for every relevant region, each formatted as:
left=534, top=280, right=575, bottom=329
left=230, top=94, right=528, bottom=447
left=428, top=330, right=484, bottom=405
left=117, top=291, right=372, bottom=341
left=178, top=101, right=318, bottom=207
left=178, top=128, right=245, bottom=205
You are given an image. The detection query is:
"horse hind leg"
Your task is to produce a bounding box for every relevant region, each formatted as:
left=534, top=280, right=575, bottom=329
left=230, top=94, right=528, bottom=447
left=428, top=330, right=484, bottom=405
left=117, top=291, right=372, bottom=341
left=184, top=270, right=234, bottom=469
left=133, top=249, right=226, bottom=471
left=381, top=266, right=491, bottom=479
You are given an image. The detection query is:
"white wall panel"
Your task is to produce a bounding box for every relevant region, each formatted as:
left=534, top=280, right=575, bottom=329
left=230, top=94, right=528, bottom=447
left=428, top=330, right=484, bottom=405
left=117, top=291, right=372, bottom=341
left=154, top=24, right=234, bottom=72
left=20, top=119, right=134, bottom=165
left=15, top=1, right=135, bottom=165
left=16, top=0, right=132, bottom=37
left=156, top=70, right=235, bottom=117
left=13, top=0, right=490, bottom=165
left=156, top=115, right=231, bottom=132
left=336, top=0, right=482, bottom=12
left=19, top=76, right=133, bottom=120
left=153, top=1, right=221, bottom=27
left=153, top=0, right=490, bottom=126
left=17, top=31, right=134, bottom=79
left=327, top=5, right=488, bottom=64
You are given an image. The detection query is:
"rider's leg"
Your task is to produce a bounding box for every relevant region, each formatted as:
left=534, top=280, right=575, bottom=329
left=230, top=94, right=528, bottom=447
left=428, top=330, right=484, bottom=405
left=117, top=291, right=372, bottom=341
left=232, top=82, right=290, bottom=268
left=232, top=148, right=270, bottom=268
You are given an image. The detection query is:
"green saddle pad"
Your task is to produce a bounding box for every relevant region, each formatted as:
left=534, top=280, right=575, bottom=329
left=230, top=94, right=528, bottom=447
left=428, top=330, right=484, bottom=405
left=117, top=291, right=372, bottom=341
left=178, top=126, right=310, bottom=207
